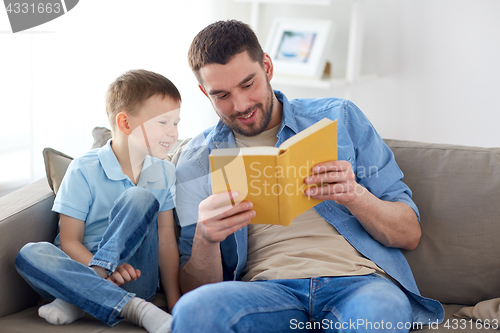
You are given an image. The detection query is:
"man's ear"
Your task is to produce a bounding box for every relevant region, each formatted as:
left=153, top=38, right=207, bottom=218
left=263, top=52, right=274, bottom=82
left=198, top=84, right=209, bottom=98
left=116, top=112, right=132, bottom=135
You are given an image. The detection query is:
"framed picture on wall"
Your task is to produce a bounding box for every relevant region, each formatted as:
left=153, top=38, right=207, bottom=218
left=265, top=18, right=334, bottom=79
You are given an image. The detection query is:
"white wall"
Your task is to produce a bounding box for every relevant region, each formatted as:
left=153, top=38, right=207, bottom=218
left=2, top=0, right=500, bottom=187
left=0, top=0, right=223, bottom=184
left=225, top=0, right=500, bottom=147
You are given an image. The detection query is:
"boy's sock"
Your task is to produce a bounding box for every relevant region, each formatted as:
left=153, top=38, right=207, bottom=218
left=120, top=297, right=172, bottom=333
left=38, top=298, right=85, bottom=325
left=38, top=266, right=106, bottom=325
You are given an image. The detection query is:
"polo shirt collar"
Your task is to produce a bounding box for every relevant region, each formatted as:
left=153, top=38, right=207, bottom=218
left=97, top=139, right=163, bottom=183
left=97, top=139, right=127, bottom=181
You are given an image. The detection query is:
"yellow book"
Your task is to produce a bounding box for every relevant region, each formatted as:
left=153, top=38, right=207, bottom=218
left=209, top=118, right=337, bottom=226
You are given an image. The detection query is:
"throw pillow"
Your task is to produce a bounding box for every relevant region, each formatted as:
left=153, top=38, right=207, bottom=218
left=89, top=126, right=191, bottom=163
left=44, top=127, right=191, bottom=195
left=454, top=298, right=500, bottom=323
left=91, top=126, right=112, bottom=149
left=42, top=148, right=73, bottom=194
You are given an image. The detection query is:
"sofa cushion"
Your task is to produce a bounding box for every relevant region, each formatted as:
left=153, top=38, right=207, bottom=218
left=1, top=304, right=494, bottom=332
left=89, top=126, right=190, bottom=163
left=454, top=297, right=500, bottom=324
left=0, top=179, right=58, bottom=318
left=44, top=126, right=191, bottom=197
left=420, top=304, right=496, bottom=332
left=42, top=126, right=110, bottom=194
left=91, top=126, right=112, bottom=149
left=0, top=306, right=146, bottom=332
left=385, top=140, right=500, bottom=306
left=42, top=148, right=73, bottom=194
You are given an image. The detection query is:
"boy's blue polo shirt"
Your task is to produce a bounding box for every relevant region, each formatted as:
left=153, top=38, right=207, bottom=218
left=53, top=139, right=176, bottom=253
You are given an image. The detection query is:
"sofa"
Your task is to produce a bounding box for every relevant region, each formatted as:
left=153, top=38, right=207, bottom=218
left=0, top=138, right=499, bottom=332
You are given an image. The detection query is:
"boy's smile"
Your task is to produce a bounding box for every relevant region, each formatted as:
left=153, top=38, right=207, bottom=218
left=128, top=94, right=180, bottom=160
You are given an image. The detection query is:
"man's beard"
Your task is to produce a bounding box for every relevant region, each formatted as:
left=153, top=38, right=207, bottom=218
left=220, top=80, right=274, bottom=137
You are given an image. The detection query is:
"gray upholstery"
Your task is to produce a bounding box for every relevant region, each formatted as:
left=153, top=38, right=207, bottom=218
left=0, top=139, right=499, bottom=332
left=0, top=179, right=58, bottom=319
left=389, top=140, right=500, bottom=306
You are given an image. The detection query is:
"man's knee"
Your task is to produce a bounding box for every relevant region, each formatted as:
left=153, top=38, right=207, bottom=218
left=174, top=283, right=231, bottom=314
left=172, top=282, right=243, bottom=329
left=341, top=279, right=412, bottom=328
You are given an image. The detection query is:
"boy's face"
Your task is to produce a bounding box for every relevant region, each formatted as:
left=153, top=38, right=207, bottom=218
left=128, top=94, right=180, bottom=160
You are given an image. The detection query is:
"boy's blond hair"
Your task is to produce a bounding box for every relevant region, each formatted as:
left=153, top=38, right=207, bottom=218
left=105, top=69, right=181, bottom=132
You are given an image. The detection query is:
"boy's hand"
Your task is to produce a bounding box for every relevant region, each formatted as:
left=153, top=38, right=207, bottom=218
left=106, top=263, right=141, bottom=287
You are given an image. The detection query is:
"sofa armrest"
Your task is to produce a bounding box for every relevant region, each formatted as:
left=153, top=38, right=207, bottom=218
left=0, top=179, right=58, bottom=318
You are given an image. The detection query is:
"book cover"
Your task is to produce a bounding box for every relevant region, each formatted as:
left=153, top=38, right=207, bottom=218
left=209, top=118, right=337, bottom=226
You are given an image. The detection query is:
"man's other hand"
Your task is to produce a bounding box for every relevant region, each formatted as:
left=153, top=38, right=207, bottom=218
left=197, top=191, right=255, bottom=243
left=304, top=160, right=364, bottom=206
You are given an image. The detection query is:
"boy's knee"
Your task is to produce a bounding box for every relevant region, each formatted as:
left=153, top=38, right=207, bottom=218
left=17, top=242, right=52, bottom=259
left=16, top=242, right=54, bottom=268
left=119, top=187, right=159, bottom=210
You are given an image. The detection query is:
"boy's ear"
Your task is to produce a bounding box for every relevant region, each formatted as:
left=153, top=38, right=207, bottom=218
left=116, top=112, right=132, bottom=135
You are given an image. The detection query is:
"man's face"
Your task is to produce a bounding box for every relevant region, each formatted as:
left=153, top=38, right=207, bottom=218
left=198, top=51, right=278, bottom=137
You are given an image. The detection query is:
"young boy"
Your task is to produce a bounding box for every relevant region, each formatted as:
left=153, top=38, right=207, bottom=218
left=15, top=69, right=181, bottom=333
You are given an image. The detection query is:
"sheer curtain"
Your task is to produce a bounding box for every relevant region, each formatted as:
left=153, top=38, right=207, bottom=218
left=0, top=0, right=222, bottom=190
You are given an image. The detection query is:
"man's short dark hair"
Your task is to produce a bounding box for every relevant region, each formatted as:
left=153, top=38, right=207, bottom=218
left=188, top=20, right=264, bottom=84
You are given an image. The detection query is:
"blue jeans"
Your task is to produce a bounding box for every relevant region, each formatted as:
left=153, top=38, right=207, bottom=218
left=172, top=274, right=412, bottom=332
left=15, top=187, right=160, bottom=326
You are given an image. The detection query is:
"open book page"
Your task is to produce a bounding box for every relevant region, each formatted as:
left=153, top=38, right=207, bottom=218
left=209, top=118, right=337, bottom=226
left=210, top=152, right=281, bottom=224
left=277, top=118, right=337, bottom=218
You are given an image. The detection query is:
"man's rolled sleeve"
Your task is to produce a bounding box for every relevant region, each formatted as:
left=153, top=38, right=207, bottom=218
left=345, top=100, right=420, bottom=221
left=178, top=223, right=196, bottom=268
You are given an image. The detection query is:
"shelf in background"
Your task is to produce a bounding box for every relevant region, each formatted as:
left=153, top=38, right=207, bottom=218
left=272, top=74, right=377, bottom=89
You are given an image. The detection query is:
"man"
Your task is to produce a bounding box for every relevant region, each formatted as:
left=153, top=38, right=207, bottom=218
left=172, top=20, right=443, bottom=332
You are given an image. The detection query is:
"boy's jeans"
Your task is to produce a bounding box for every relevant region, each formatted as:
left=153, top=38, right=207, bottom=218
left=172, top=274, right=413, bottom=332
left=15, top=187, right=160, bottom=326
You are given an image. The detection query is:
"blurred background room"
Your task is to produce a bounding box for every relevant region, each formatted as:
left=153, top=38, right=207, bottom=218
left=1, top=0, right=499, bottom=196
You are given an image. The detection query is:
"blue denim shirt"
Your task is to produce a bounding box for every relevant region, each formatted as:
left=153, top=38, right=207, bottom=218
left=175, top=91, right=444, bottom=324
